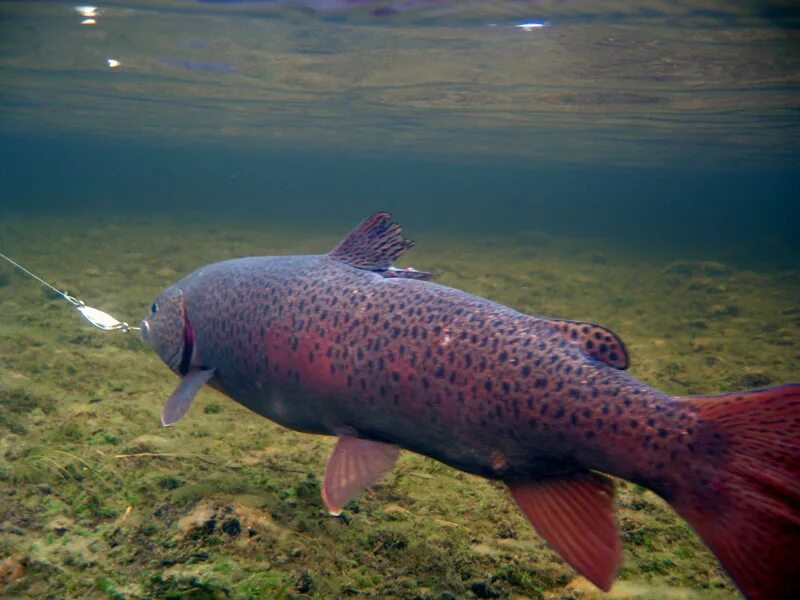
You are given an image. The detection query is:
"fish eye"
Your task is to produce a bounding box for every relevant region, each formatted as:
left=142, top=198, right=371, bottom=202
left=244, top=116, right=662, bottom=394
left=151, top=302, right=158, bottom=314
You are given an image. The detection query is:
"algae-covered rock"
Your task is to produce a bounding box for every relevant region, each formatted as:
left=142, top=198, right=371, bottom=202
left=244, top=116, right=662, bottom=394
left=176, top=501, right=289, bottom=542
left=0, top=555, right=27, bottom=591
left=126, top=434, right=177, bottom=453
left=662, top=261, right=731, bottom=277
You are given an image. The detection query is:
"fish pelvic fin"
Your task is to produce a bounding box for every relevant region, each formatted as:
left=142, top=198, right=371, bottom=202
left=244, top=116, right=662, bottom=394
left=507, top=471, right=620, bottom=591
left=673, top=383, right=800, bottom=600
left=322, top=435, right=399, bottom=516
left=160, top=368, right=216, bottom=426
left=329, top=212, right=419, bottom=272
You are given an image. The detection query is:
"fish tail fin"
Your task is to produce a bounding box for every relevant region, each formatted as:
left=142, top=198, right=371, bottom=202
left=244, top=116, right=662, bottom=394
left=673, top=383, right=800, bottom=600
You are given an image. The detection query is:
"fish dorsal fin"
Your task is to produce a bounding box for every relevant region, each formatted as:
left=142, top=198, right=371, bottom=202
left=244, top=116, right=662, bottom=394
left=543, top=319, right=629, bottom=370
left=329, top=212, right=415, bottom=271
left=507, top=471, right=621, bottom=592
left=322, top=435, right=399, bottom=515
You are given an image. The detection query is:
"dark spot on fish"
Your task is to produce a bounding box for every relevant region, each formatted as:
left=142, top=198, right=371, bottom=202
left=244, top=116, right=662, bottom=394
left=586, top=340, right=595, bottom=350
left=484, top=379, right=493, bottom=392
left=629, top=419, right=638, bottom=428
left=554, top=407, right=565, bottom=419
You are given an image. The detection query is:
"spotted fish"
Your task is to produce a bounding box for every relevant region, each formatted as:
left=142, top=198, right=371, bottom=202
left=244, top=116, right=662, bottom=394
left=141, top=213, right=799, bottom=600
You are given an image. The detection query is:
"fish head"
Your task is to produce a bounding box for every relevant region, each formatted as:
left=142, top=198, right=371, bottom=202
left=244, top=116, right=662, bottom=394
left=140, top=286, right=193, bottom=375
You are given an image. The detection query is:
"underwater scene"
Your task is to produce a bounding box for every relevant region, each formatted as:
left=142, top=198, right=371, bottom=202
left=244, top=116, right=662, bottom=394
left=1, top=1, right=798, bottom=599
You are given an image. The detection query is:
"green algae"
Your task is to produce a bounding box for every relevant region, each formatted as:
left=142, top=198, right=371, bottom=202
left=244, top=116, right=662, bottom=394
left=0, top=215, right=797, bottom=599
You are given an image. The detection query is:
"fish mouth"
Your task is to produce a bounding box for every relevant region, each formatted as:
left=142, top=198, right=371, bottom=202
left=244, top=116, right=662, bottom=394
left=140, top=319, right=150, bottom=342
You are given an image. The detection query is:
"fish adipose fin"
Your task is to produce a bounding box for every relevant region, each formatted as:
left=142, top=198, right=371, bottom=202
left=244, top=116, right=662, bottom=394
left=329, top=212, right=431, bottom=279
left=544, top=319, right=629, bottom=369
left=507, top=471, right=620, bottom=591
left=322, top=435, right=400, bottom=516
left=672, top=384, right=800, bottom=600
left=161, top=368, right=216, bottom=426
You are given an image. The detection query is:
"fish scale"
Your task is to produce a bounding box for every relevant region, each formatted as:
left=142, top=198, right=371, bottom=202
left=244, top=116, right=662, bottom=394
left=142, top=213, right=800, bottom=600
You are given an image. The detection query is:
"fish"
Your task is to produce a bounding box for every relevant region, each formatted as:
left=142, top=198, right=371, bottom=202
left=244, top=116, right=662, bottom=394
left=141, top=212, right=799, bottom=600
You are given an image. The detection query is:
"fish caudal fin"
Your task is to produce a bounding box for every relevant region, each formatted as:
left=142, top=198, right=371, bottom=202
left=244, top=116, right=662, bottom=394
left=507, top=471, right=620, bottom=591
left=675, top=384, right=800, bottom=600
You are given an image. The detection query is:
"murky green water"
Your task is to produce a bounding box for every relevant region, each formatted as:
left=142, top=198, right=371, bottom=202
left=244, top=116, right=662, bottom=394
left=0, top=2, right=798, bottom=599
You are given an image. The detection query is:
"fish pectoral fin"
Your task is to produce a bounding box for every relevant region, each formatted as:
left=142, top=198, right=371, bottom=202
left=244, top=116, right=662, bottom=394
left=328, top=212, right=418, bottom=272
left=322, top=435, right=400, bottom=516
left=160, top=368, right=216, bottom=427
left=542, top=318, right=629, bottom=369
left=507, top=471, right=621, bottom=592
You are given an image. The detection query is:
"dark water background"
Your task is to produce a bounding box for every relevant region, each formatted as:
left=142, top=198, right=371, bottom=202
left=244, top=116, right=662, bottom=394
left=3, top=134, right=799, bottom=266
left=2, top=0, right=799, bottom=270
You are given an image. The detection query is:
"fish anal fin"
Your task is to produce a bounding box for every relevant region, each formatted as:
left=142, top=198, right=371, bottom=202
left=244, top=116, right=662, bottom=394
left=329, top=212, right=415, bottom=271
left=322, top=435, right=400, bottom=515
left=161, top=368, right=215, bottom=426
left=545, top=319, right=629, bottom=369
left=507, top=471, right=620, bottom=591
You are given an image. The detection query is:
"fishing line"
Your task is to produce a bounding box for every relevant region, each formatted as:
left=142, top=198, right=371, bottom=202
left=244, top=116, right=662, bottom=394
left=0, top=252, right=139, bottom=333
